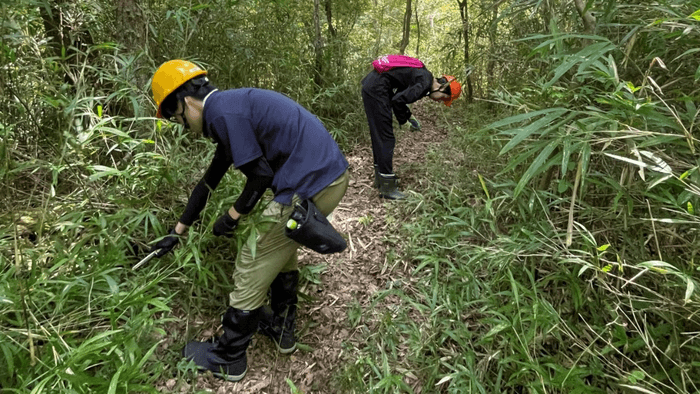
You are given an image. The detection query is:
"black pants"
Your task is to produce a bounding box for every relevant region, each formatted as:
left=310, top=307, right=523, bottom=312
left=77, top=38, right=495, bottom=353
left=362, top=88, right=395, bottom=175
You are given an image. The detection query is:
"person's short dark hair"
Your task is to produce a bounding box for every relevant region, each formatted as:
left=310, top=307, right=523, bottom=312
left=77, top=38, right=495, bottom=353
left=161, top=76, right=216, bottom=119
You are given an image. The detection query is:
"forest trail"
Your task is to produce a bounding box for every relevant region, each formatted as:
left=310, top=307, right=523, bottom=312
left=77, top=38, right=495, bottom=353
left=172, top=101, right=447, bottom=394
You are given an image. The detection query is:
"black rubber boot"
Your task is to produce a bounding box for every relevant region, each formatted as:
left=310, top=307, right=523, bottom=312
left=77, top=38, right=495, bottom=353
left=378, top=173, right=406, bottom=200
left=373, top=165, right=380, bottom=189
left=182, top=306, right=261, bottom=382
left=259, top=270, right=298, bottom=354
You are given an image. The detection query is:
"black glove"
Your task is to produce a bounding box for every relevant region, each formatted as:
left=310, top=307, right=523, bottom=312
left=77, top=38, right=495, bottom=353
left=213, top=212, right=239, bottom=237
left=151, top=229, right=180, bottom=257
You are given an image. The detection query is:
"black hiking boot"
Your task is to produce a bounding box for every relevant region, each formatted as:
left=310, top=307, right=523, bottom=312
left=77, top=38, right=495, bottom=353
left=258, top=270, right=298, bottom=354
left=182, top=306, right=261, bottom=382
left=377, top=173, right=406, bottom=200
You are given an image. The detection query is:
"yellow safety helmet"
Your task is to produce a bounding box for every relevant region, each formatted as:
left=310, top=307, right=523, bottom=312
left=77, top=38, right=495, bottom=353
left=151, top=60, right=207, bottom=118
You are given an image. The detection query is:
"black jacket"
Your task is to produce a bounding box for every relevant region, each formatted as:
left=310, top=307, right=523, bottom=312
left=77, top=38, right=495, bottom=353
left=361, top=67, right=433, bottom=124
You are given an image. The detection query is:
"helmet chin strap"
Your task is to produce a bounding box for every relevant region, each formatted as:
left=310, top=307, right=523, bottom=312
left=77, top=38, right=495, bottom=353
left=179, top=100, right=191, bottom=130
left=430, top=81, right=450, bottom=95
left=429, top=86, right=448, bottom=95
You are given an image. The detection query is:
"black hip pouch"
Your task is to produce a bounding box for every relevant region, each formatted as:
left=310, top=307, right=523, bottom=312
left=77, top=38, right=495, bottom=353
left=285, top=199, right=347, bottom=254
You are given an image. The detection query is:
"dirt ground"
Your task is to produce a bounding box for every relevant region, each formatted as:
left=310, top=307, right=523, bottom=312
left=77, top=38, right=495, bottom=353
left=160, top=102, right=448, bottom=393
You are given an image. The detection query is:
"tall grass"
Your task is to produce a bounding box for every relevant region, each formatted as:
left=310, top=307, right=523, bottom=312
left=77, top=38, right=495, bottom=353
left=335, top=2, right=700, bottom=393
left=336, top=101, right=699, bottom=393
left=1, top=0, right=381, bottom=389
left=4, top=0, right=698, bottom=392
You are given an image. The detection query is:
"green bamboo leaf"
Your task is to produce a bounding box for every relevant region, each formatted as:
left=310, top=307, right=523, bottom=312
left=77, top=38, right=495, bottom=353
left=501, top=140, right=551, bottom=174
left=30, top=379, right=50, bottom=394
left=679, top=167, right=696, bottom=180
left=514, top=141, right=558, bottom=198
left=685, top=280, right=695, bottom=302
left=578, top=264, right=592, bottom=276
left=672, top=47, right=700, bottom=62
left=486, top=108, right=566, bottom=130
left=75, top=330, right=123, bottom=355
left=647, top=174, right=672, bottom=190
left=108, top=367, right=122, bottom=394
left=0, top=343, right=13, bottom=380
left=639, top=150, right=672, bottom=174
left=88, top=165, right=122, bottom=181
left=478, top=173, right=490, bottom=199
left=135, top=341, right=162, bottom=371
left=130, top=96, right=139, bottom=116
left=604, top=153, right=647, bottom=168
left=147, top=299, right=171, bottom=312
left=101, top=273, right=119, bottom=294
left=628, top=370, right=645, bottom=383
left=545, top=41, right=615, bottom=88
left=484, top=322, right=510, bottom=339
left=637, top=134, right=685, bottom=148
left=561, top=138, right=573, bottom=175
left=576, top=42, right=617, bottom=75
left=499, top=109, right=569, bottom=155
left=638, top=260, right=679, bottom=274
left=91, top=42, right=119, bottom=50
left=661, top=218, right=698, bottom=224
left=528, top=33, right=607, bottom=50
left=100, top=127, right=132, bottom=139
left=690, top=9, right=700, bottom=21
left=581, top=142, right=591, bottom=176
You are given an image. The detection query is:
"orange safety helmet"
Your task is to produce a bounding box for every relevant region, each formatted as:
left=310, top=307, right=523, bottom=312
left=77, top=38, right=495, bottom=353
left=441, top=75, right=462, bottom=107
left=151, top=60, right=207, bottom=118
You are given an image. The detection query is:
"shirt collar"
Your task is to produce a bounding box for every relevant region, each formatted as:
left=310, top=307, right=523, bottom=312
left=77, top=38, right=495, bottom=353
left=202, top=89, right=218, bottom=106
left=201, top=89, right=219, bottom=138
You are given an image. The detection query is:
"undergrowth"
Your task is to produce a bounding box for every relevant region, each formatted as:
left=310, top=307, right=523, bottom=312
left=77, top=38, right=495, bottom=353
left=335, top=93, right=700, bottom=394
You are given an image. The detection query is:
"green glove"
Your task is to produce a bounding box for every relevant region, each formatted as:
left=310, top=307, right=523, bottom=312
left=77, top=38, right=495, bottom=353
left=408, top=116, right=421, bottom=131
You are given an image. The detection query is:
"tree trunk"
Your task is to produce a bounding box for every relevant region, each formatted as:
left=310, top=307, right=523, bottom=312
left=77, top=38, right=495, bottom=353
left=313, top=0, right=324, bottom=87
left=398, top=0, right=412, bottom=55
left=324, top=0, right=337, bottom=38
left=115, top=0, right=146, bottom=50
left=414, top=0, right=420, bottom=56
left=457, top=0, right=473, bottom=101
left=486, top=0, right=499, bottom=96
left=573, top=0, right=596, bottom=34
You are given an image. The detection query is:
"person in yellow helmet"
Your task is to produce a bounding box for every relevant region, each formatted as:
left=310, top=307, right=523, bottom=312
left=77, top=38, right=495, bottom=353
left=361, top=55, right=462, bottom=200
left=149, top=60, right=349, bottom=382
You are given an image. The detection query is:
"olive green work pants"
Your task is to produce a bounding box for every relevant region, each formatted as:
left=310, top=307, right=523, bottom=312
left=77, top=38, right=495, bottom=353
left=229, top=170, right=349, bottom=310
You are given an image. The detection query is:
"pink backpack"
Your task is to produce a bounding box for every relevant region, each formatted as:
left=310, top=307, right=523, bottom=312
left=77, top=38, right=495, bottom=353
left=372, top=55, right=424, bottom=73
